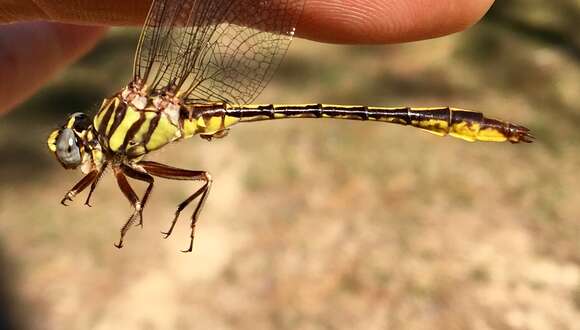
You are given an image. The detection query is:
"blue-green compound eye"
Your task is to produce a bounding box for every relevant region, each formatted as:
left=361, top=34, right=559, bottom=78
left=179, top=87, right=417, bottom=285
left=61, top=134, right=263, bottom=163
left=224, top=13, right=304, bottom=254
left=55, top=128, right=81, bottom=169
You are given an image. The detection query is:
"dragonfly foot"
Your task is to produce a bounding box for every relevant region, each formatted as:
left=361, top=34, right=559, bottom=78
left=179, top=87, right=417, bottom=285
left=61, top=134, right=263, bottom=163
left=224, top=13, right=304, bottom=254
left=181, top=243, right=193, bottom=253
left=181, top=230, right=195, bottom=253
left=135, top=212, right=144, bottom=228
left=60, top=193, right=74, bottom=206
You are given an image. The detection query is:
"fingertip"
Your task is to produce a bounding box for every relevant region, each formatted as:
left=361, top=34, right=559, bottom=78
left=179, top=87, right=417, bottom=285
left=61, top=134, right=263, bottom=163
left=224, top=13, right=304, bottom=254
left=299, top=0, right=495, bottom=43
left=402, top=0, right=495, bottom=39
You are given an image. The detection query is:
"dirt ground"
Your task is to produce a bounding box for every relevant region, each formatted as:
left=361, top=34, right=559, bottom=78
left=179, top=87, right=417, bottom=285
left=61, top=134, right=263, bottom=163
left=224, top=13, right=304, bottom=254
left=1, top=4, right=579, bottom=329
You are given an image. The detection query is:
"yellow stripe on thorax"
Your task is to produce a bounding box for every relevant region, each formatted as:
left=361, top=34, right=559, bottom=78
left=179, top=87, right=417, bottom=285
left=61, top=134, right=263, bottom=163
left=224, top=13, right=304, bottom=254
left=108, top=106, right=141, bottom=152
left=93, top=98, right=119, bottom=135
left=145, top=112, right=179, bottom=151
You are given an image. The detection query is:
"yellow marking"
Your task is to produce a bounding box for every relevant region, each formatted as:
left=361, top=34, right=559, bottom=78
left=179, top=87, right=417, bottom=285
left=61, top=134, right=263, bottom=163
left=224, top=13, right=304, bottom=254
left=273, top=103, right=316, bottom=108
left=87, top=130, right=105, bottom=165
left=146, top=114, right=178, bottom=151
left=196, top=116, right=206, bottom=128
left=180, top=112, right=241, bottom=138
left=417, top=119, right=449, bottom=135
left=369, top=106, right=436, bottom=112
left=322, top=104, right=358, bottom=109
left=93, top=110, right=105, bottom=129
left=449, top=121, right=481, bottom=142
left=88, top=130, right=97, bottom=143
left=204, top=116, right=224, bottom=132
left=105, top=98, right=122, bottom=136
left=407, top=107, right=435, bottom=111
left=135, top=112, right=157, bottom=141
left=223, top=115, right=239, bottom=128
left=108, top=107, right=141, bottom=152
left=125, top=111, right=158, bottom=155
left=66, top=116, right=76, bottom=129
left=93, top=98, right=114, bottom=131
left=47, top=130, right=59, bottom=152
left=476, top=128, right=507, bottom=142
left=182, top=118, right=197, bottom=138
left=92, top=149, right=103, bottom=166
left=321, top=114, right=360, bottom=120
left=449, top=133, right=476, bottom=142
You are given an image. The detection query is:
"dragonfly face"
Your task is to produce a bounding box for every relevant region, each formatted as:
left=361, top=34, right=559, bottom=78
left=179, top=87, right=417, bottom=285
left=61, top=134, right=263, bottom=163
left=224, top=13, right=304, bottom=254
left=47, top=112, right=97, bottom=171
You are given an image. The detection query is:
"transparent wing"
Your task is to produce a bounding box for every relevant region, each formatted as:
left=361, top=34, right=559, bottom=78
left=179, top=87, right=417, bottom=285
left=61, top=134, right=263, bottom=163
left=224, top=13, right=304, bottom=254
left=133, top=0, right=304, bottom=105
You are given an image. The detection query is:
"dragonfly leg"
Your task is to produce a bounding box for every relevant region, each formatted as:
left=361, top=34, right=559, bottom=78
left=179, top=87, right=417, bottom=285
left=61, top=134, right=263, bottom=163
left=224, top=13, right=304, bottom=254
left=138, top=161, right=212, bottom=253
left=113, top=167, right=143, bottom=249
left=60, top=170, right=100, bottom=206
left=84, top=165, right=107, bottom=207
left=121, top=164, right=154, bottom=228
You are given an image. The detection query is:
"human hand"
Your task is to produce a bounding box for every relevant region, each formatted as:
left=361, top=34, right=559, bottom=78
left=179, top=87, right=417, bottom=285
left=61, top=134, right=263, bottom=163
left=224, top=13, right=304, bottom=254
left=0, top=0, right=494, bottom=114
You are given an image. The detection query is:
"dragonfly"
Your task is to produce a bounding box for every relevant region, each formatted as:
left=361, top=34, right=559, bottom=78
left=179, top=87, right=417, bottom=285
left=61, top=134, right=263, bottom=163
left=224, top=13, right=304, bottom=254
left=46, top=0, right=533, bottom=252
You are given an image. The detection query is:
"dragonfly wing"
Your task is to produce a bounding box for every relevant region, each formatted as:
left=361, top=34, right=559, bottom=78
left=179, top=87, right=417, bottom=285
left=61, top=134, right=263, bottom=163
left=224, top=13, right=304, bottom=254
left=133, top=0, right=305, bottom=104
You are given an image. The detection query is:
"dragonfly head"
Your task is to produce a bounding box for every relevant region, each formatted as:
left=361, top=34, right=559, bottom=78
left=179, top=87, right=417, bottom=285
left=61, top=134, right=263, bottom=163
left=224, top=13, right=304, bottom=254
left=47, top=112, right=93, bottom=170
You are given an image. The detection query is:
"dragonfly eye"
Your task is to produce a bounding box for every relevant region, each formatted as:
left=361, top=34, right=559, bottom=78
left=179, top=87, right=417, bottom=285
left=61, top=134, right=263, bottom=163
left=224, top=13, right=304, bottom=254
left=69, top=112, right=91, bottom=132
left=55, top=128, right=82, bottom=169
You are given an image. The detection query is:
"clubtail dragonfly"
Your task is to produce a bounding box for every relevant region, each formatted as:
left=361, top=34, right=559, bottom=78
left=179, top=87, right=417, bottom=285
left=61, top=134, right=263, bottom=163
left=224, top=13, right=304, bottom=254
left=47, top=0, right=533, bottom=252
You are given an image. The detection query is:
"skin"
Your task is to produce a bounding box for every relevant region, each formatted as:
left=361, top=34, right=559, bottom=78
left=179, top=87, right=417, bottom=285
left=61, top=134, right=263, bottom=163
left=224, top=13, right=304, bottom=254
left=0, top=0, right=494, bottom=114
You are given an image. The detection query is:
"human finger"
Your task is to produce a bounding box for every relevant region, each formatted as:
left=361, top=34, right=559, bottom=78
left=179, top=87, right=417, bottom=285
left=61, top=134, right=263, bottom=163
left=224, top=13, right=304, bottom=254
left=0, top=22, right=106, bottom=114
left=0, top=0, right=494, bottom=43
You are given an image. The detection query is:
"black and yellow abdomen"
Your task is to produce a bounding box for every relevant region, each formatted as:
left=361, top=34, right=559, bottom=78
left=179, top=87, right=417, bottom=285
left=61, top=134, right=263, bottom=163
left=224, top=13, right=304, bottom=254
left=223, top=104, right=532, bottom=143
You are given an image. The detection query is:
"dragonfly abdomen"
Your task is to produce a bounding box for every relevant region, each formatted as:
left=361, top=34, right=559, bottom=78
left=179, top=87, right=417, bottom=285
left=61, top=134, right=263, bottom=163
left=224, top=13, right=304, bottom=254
left=226, top=104, right=532, bottom=143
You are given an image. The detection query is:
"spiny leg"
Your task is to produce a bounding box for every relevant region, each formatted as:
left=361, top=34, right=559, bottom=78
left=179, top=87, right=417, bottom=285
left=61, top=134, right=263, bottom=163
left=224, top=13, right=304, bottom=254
left=84, top=163, right=107, bottom=207
left=113, top=167, right=142, bottom=249
left=121, top=164, right=154, bottom=228
left=139, top=160, right=212, bottom=252
left=163, top=181, right=209, bottom=243
left=61, top=170, right=100, bottom=206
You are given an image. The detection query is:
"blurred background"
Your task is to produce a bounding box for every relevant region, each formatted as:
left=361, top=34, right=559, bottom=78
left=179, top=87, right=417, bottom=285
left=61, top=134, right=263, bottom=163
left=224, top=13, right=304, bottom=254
left=0, top=0, right=579, bottom=329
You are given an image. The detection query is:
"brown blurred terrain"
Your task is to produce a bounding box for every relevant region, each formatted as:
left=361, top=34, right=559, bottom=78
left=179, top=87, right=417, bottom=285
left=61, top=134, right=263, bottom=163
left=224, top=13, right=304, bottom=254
left=1, top=0, right=579, bottom=329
